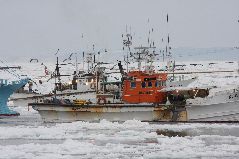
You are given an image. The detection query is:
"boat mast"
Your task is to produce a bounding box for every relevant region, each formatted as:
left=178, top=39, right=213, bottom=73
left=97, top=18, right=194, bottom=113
left=122, top=25, right=132, bottom=73
left=165, top=14, right=175, bottom=80
left=82, top=51, right=85, bottom=72
left=75, top=53, right=78, bottom=75
left=86, top=52, right=93, bottom=73
left=146, top=18, right=157, bottom=73
left=54, top=57, right=60, bottom=99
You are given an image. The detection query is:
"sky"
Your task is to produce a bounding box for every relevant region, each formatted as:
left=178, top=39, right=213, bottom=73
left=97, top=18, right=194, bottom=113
left=0, top=0, right=238, bottom=61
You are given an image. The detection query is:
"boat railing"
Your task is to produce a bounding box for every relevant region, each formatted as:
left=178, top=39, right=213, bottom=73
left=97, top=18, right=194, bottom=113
left=0, top=78, right=29, bottom=87
left=0, top=79, right=8, bottom=85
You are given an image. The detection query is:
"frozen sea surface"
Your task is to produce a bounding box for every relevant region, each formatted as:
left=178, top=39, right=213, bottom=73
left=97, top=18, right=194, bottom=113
left=0, top=107, right=239, bottom=159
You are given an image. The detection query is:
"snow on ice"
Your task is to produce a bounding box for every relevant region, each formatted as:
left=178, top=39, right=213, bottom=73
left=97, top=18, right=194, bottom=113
left=1, top=118, right=239, bottom=158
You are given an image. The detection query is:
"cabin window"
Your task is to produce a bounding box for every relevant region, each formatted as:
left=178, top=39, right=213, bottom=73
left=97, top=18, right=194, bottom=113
left=148, top=81, right=152, bottom=87
left=155, top=81, right=166, bottom=87
left=141, top=82, right=146, bottom=88
left=155, top=80, right=160, bottom=87
left=162, top=81, right=166, bottom=86
left=130, top=82, right=136, bottom=88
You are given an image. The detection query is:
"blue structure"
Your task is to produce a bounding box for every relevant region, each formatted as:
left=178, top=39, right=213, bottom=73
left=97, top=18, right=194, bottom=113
left=0, top=78, right=29, bottom=116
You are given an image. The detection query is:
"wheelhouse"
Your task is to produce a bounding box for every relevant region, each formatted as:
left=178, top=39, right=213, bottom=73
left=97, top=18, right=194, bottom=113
left=122, top=71, right=168, bottom=104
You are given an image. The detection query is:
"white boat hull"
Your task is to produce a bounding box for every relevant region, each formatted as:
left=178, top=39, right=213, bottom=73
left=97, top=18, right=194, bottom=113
left=187, top=101, right=239, bottom=121
left=31, top=104, right=186, bottom=122
left=31, top=87, right=239, bottom=122
left=186, top=88, right=239, bottom=121
left=31, top=100, right=239, bottom=122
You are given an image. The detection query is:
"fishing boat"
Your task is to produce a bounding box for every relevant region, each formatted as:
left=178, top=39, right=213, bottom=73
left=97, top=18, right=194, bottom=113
left=30, top=62, right=239, bottom=123
left=28, top=45, right=217, bottom=122
left=29, top=62, right=239, bottom=122
left=9, top=54, right=97, bottom=107
left=28, top=66, right=211, bottom=123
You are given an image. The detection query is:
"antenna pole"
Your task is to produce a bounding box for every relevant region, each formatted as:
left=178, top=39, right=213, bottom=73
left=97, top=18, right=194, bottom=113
left=122, top=28, right=132, bottom=72
left=126, top=53, right=129, bottom=73
left=82, top=52, right=85, bottom=72
left=75, top=53, right=78, bottom=74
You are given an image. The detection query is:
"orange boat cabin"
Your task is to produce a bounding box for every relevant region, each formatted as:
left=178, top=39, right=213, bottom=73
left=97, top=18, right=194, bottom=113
left=122, top=71, right=168, bottom=104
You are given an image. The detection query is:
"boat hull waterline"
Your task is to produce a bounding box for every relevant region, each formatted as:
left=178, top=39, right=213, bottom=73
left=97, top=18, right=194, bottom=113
left=31, top=103, right=186, bottom=122
left=30, top=101, right=239, bottom=122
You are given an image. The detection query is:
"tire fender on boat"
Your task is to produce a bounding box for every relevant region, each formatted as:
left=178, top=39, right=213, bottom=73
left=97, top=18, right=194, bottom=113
left=97, top=96, right=106, bottom=104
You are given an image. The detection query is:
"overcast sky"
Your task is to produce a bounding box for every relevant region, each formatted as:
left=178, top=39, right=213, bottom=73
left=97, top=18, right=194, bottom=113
left=0, top=0, right=238, bottom=60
